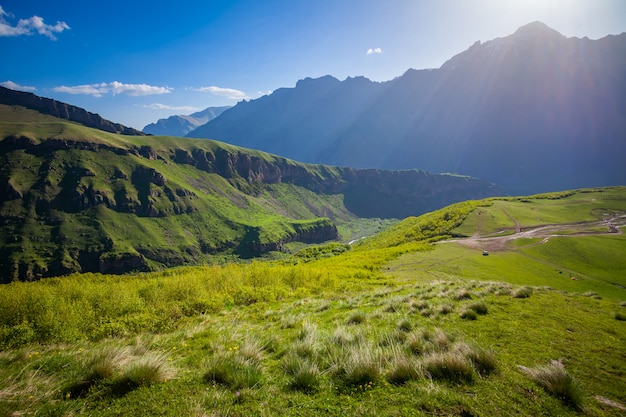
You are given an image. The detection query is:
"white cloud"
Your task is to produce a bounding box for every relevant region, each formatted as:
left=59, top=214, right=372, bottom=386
left=191, top=86, right=248, bottom=100
left=366, top=47, right=383, bottom=55
left=53, top=82, right=172, bottom=97
left=140, top=103, right=201, bottom=112
left=0, top=80, right=36, bottom=92
left=0, top=6, right=70, bottom=40
left=257, top=90, right=273, bottom=97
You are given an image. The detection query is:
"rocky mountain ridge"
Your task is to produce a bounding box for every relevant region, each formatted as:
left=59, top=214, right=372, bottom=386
left=0, top=86, right=146, bottom=136
left=188, top=22, right=626, bottom=195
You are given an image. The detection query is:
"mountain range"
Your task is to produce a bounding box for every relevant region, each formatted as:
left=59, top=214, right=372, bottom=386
left=187, top=22, right=626, bottom=195
left=143, top=106, right=231, bottom=136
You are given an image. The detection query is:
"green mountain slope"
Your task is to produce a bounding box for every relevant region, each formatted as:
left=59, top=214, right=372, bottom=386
left=0, top=104, right=502, bottom=281
left=0, top=187, right=624, bottom=416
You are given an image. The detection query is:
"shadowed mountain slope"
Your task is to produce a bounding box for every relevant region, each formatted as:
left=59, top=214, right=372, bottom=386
left=189, top=22, right=626, bottom=195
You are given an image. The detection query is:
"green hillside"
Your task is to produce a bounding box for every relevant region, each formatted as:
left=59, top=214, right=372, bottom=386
left=0, top=187, right=624, bottom=416
left=1, top=104, right=504, bottom=282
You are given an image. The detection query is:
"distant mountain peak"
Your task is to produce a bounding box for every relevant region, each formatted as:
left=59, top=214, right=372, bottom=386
left=295, top=75, right=340, bottom=89
left=512, top=21, right=565, bottom=39
left=144, top=106, right=231, bottom=137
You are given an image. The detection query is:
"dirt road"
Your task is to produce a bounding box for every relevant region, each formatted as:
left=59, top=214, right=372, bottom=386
left=444, top=214, right=626, bottom=253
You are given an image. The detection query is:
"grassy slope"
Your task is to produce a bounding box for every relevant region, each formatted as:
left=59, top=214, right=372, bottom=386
left=0, top=187, right=625, bottom=416
left=1, top=106, right=380, bottom=279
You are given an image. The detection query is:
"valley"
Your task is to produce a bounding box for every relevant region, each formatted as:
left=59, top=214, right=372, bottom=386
left=1, top=6, right=624, bottom=417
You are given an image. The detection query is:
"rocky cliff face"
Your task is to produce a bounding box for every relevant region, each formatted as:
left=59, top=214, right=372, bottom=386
left=0, top=106, right=503, bottom=282
left=0, top=86, right=146, bottom=136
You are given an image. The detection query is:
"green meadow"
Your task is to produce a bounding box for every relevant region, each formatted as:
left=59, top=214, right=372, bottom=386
left=0, top=187, right=625, bottom=416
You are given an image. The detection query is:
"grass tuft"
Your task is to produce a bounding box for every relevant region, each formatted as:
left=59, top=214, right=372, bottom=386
left=346, top=311, right=367, bottom=325
left=282, top=354, right=320, bottom=393
left=386, top=353, right=423, bottom=385
left=511, top=287, right=533, bottom=299
left=423, top=351, right=475, bottom=384
left=519, top=361, right=584, bottom=410
left=331, top=343, right=381, bottom=387
left=467, top=301, right=488, bottom=315
left=116, top=353, right=176, bottom=392
left=454, top=343, right=497, bottom=376
left=396, top=318, right=413, bottom=333
left=203, top=355, right=263, bottom=389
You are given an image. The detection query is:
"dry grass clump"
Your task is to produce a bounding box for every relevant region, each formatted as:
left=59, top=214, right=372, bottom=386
left=331, top=326, right=361, bottom=346
left=68, top=346, right=174, bottom=397
left=467, top=301, right=488, bottom=315
left=238, top=337, right=267, bottom=363
left=396, top=318, right=413, bottom=333
left=423, top=351, right=475, bottom=384
left=282, top=353, right=320, bottom=392
left=511, top=286, right=533, bottom=299
left=405, top=328, right=453, bottom=355
left=280, top=315, right=300, bottom=329
left=386, top=352, right=423, bottom=385
left=453, top=343, right=497, bottom=376
left=203, top=354, right=263, bottom=390
left=437, top=303, right=455, bottom=315
left=346, top=311, right=367, bottom=325
left=518, top=360, right=584, bottom=410
left=459, top=308, right=478, bottom=320
left=120, top=353, right=176, bottom=388
left=582, top=291, right=601, bottom=299
left=455, top=289, right=473, bottom=301
left=330, top=342, right=382, bottom=387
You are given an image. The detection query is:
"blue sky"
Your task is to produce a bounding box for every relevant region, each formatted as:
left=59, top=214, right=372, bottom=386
left=1, top=0, right=625, bottom=130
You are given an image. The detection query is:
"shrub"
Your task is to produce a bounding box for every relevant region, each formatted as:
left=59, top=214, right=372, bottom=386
left=519, top=361, right=583, bottom=410
left=423, top=352, right=474, bottom=384
left=512, top=287, right=533, bottom=299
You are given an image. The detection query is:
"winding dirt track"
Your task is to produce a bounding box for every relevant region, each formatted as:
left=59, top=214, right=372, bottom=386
left=443, top=214, right=626, bottom=253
